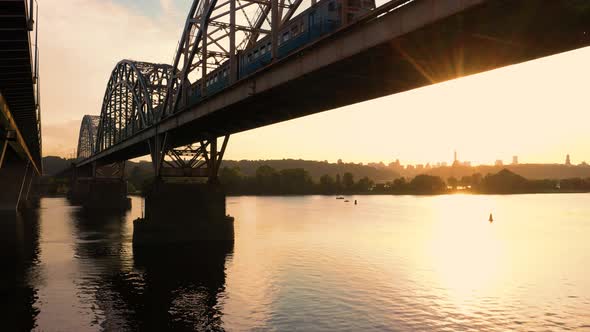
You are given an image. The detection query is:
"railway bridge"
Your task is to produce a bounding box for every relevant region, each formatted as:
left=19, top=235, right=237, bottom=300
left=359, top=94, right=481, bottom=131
left=70, top=0, right=590, bottom=241
left=0, top=0, right=41, bottom=212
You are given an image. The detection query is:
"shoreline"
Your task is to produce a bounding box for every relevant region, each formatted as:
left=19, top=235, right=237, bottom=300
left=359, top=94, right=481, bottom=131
left=39, top=190, right=590, bottom=199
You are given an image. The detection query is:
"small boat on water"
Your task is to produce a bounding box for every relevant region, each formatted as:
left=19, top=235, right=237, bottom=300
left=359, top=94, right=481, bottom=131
left=344, top=200, right=350, bottom=202
left=336, top=196, right=345, bottom=199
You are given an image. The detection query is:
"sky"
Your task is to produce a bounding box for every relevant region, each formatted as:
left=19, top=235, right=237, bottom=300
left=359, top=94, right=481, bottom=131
left=39, top=0, right=590, bottom=166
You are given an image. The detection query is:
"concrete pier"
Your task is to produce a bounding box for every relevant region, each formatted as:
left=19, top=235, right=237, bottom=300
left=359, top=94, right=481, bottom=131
left=68, top=163, right=130, bottom=210
left=84, top=178, right=130, bottom=210
left=0, top=158, right=36, bottom=212
left=133, top=181, right=233, bottom=246
left=69, top=178, right=130, bottom=210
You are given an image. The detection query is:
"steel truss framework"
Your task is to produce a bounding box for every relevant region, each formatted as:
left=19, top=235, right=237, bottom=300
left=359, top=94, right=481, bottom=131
left=95, top=60, right=174, bottom=153
left=76, top=115, right=100, bottom=159
left=162, top=0, right=309, bottom=116
left=94, top=161, right=126, bottom=179
left=86, top=0, right=318, bottom=179
left=149, top=133, right=229, bottom=182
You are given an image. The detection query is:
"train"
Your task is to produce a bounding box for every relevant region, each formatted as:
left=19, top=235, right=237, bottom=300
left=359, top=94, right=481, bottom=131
left=188, top=0, right=376, bottom=106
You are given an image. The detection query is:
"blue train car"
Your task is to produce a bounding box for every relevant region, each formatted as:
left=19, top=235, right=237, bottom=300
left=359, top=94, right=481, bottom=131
left=187, top=0, right=375, bottom=107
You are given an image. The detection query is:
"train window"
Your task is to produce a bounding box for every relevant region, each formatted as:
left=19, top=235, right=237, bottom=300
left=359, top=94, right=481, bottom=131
left=267, top=43, right=271, bottom=52
left=328, top=1, right=336, bottom=11
left=282, top=31, right=290, bottom=42
left=254, top=49, right=259, bottom=58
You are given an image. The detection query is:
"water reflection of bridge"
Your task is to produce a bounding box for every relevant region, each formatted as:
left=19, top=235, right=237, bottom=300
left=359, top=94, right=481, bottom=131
left=0, top=210, right=40, bottom=330
left=71, top=205, right=234, bottom=331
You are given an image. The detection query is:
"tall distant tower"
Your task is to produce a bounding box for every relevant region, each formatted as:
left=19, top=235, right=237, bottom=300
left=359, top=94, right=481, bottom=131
left=512, top=156, right=519, bottom=165
left=452, top=150, right=459, bottom=167
left=566, top=154, right=571, bottom=166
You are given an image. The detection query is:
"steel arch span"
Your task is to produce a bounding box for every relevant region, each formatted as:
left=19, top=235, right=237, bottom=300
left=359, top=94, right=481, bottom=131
left=76, top=115, right=100, bottom=159
left=95, top=60, right=174, bottom=153
left=162, top=0, right=311, bottom=116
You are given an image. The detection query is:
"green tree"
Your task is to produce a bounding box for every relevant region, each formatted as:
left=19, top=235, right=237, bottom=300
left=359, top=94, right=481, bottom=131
left=447, top=176, right=458, bottom=190
left=319, top=174, right=335, bottom=193
left=279, top=168, right=312, bottom=194
left=460, top=175, right=472, bottom=187
left=256, top=165, right=280, bottom=193
left=335, top=173, right=343, bottom=192
left=343, top=172, right=354, bottom=191
left=409, top=175, right=446, bottom=193
left=355, top=176, right=374, bottom=192
left=220, top=166, right=243, bottom=192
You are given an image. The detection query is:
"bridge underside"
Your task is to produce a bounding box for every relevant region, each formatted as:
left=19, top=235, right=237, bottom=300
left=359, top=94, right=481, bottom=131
left=0, top=0, right=41, bottom=170
left=80, top=0, right=590, bottom=166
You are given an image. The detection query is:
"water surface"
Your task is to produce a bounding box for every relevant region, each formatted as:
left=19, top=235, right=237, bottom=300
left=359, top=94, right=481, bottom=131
left=5, top=194, right=590, bottom=331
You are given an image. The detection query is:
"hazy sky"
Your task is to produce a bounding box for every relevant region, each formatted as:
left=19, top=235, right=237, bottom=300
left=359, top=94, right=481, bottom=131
left=39, top=0, right=590, bottom=166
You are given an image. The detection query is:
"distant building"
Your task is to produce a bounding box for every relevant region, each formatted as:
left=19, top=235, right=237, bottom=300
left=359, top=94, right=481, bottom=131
left=495, top=159, right=503, bottom=167
left=416, top=164, right=424, bottom=170
left=463, top=161, right=471, bottom=167
left=512, top=156, right=519, bottom=165
left=566, top=154, right=571, bottom=166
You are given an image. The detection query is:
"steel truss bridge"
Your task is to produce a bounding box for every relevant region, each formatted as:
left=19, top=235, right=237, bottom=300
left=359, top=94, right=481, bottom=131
left=75, top=0, right=590, bottom=181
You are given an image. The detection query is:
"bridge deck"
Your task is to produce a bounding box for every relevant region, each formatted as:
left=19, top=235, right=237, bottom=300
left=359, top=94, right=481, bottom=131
left=78, top=0, right=590, bottom=167
left=0, top=0, right=41, bottom=172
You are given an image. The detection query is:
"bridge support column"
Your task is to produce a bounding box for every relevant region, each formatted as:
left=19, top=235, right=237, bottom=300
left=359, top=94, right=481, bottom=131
left=134, top=135, right=233, bottom=246
left=69, top=162, right=130, bottom=210
left=134, top=181, right=233, bottom=246
left=0, top=151, right=32, bottom=213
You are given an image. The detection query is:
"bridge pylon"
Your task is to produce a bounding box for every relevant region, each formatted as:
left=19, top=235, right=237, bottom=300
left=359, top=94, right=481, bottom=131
left=134, top=134, right=233, bottom=246
left=68, top=161, right=130, bottom=210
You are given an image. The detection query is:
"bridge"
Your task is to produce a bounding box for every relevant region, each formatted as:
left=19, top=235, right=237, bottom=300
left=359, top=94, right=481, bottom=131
left=69, top=0, right=590, bottom=242
left=0, top=0, right=41, bottom=212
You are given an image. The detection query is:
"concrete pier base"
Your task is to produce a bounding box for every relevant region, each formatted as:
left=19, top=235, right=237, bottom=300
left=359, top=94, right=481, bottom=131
left=0, top=159, right=34, bottom=212
left=84, top=178, right=130, bottom=210
left=133, top=181, right=234, bottom=246
left=69, top=177, right=130, bottom=210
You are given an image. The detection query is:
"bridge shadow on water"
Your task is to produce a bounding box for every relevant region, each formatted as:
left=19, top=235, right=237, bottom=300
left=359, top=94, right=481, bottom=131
left=0, top=210, right=41, bottom=331
left=71, top=207, right=234, bottom=331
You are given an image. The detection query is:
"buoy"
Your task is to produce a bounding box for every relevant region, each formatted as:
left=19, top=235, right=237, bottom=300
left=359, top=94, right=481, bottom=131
left=354, top=200, right=357, bottom=205
left=489, top=213, right=494, bottom=223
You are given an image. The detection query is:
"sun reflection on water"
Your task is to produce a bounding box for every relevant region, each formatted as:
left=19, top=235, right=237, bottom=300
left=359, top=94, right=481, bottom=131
left=426, top=195, right=507, bottom=312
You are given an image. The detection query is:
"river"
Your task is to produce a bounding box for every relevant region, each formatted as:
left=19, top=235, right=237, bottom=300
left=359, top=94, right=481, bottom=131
left=4, top=194, right=590, bottom=331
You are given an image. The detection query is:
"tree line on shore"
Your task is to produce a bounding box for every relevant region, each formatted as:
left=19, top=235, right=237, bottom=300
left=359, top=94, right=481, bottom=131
left=38, top=165, right=590, bottom=196
left=218, top=166, right=590, bottom=195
